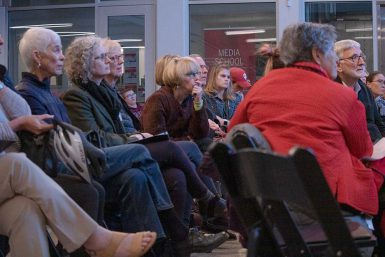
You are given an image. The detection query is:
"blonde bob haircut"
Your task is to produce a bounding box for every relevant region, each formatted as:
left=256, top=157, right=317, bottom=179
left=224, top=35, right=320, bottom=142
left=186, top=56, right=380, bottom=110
left=204, top=62, right=234, bottom=101
left=162, top=56, right=200, bottom=89
left=19, top=27, right=60, bottom=72
left=155, top=54, right=180, bottom=86
left=64, top=35, right=102, bottom=84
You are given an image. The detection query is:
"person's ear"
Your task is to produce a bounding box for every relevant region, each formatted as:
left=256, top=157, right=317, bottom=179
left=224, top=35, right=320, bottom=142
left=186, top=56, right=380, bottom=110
left=336, top=59, right=343, bottom=73
left=311, top=47, right=322, bottom=65
left=32, top=50, right=41, bottom=66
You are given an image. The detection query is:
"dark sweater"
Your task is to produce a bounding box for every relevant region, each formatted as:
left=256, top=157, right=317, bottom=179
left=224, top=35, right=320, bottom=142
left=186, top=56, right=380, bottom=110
left=141, top=86, right=209, bottom=141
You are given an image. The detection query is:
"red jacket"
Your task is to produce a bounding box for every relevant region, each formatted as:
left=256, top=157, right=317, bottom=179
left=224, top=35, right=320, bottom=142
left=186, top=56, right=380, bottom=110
left=229, top=62, right=380, bottom=215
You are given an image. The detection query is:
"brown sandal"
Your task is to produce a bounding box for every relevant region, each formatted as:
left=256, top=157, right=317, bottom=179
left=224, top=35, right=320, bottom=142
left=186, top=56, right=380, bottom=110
left=86, top=231, right=157, bottom=257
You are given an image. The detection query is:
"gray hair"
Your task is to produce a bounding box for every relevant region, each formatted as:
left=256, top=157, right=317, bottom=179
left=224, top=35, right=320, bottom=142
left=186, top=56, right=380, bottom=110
left=279, top=22, right=337, bottom=65
left=64, top=35, right=102, bottom=84
left=19, top=27, right=60, bottom=71
left=334, top=39, right=361, bottom=58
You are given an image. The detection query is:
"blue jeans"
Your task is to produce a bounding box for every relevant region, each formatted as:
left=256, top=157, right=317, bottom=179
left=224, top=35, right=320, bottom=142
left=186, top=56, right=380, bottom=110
left=100, top=143, right=174, bottom=237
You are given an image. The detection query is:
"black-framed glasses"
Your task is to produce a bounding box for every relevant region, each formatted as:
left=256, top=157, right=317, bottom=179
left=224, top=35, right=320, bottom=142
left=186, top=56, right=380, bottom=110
left=94, top=53, right=108, bottom=61
left=339, top=53, right=366, bottom=64
left=185, top=71, right=201, bottom=78
left=109, top=54, right=124, bottom=63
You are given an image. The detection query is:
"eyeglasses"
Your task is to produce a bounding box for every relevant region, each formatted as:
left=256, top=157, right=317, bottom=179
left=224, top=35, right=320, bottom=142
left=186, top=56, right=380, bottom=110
left=94, top=53, right=109, bottom=61
left=109, top=54, right=124, bottom=63
left=373, top=80, right=385, bottom=85
left=185, top=71, right=201, bottom=78
left=339, top=53, right=366, bottom=64
left=124, top=93, right=136, bottom=98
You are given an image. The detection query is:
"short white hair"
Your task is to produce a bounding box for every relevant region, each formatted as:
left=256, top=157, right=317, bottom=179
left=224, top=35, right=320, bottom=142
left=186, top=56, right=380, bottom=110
left=19, top=27, right=60, bottom=71
left=334, top=39, right=361, bottom=58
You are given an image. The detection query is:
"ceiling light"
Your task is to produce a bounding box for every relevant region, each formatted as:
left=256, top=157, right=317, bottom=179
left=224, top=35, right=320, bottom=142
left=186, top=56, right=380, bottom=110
left=246, top=38, right=276, bottom=43
left=346, top=28, right=372, bottom=32
left=354, top=36, right=373, bottom=40
left=116, top=39, right=143, bottom=42
left=10, top=23, right=73, bottom=29
left=204, top=26, right=256, bottom=31
left=121, top=46, right=145, bottom=49
left=225, top=29, right=265, bottom=36
left=58, top=32, right=95, bottom=37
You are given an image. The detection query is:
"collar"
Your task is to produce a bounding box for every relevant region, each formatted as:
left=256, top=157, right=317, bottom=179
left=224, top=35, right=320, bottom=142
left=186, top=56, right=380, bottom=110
left=290, top=61, right=330, bottom=79
left=21, top=72, right=51, bottom=89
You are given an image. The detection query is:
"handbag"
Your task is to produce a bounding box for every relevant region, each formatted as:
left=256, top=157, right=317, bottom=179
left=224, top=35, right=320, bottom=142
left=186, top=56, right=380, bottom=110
left=17, top=130, right=59, bottom=177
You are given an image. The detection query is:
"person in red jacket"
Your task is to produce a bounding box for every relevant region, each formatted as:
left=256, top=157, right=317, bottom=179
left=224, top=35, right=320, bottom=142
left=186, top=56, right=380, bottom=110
left=229, top=22, right=384, bottom=257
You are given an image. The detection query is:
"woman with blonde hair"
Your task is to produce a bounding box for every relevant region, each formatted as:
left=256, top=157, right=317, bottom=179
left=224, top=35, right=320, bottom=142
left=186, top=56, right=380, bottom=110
left=203, top=62, right=242, bottom=134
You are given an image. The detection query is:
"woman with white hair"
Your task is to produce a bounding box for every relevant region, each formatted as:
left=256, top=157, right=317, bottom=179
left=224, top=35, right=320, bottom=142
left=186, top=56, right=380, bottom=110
left=16, top=26, right=106, bottom=232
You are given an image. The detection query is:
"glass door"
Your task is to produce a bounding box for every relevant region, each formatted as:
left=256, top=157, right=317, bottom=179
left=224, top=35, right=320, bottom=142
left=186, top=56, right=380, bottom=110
left=96, top=5, right=155, bottom=103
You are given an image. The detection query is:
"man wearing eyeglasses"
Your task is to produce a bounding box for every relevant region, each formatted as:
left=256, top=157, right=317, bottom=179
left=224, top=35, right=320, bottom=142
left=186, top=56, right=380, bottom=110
left=190, top=54, right=209, bottom=88
left=335, top=39, right=385, bottom=143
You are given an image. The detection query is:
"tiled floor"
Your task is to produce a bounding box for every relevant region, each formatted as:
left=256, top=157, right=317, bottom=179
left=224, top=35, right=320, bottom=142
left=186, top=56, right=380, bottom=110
left=192, top=239, right=247, bottom=257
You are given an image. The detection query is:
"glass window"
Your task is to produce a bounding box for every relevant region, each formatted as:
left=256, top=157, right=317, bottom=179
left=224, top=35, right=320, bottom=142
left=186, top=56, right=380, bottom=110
left=189, top=2, right=276, bottom=83
left=8, top=8, right=94, bottom=95
left=305, top=1, right=373, bottom=72
left=10, top=0, right=94, bottom=7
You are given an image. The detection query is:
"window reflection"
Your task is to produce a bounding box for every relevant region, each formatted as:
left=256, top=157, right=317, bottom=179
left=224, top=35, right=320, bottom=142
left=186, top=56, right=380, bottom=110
left=189, top=2, right=276, bottom=83
left=8, top=8, right=94, bottom=95
left=305, top=1, right=373, bottom=72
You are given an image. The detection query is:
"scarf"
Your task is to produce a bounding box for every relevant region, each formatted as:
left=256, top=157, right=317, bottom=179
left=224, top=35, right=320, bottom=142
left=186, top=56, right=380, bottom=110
left=79, top=80, right=125, bottom=134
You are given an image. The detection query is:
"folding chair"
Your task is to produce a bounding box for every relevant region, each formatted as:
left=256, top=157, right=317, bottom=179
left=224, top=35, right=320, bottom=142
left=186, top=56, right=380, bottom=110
left=209, top=124, right=376, bottom=257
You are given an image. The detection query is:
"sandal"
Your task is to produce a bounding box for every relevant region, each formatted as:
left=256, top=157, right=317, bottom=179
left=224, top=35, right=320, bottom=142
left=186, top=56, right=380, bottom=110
left=86, top=231, right=157, bottom=257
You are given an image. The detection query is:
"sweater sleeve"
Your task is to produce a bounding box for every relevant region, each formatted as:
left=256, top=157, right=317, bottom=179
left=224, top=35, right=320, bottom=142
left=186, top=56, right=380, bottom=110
left=141, top=94, right=169, bottom=135
left=0, top=87, right=31, bottom=142
left=188, top=102, right=209, bottom=140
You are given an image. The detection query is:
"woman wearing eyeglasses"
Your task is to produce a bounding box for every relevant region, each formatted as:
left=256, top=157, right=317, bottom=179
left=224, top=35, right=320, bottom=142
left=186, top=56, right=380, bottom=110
left=142, top=56, right=209, bottom=143
left=203, top=63, right=242, bottom=137
left=367, top=72, right=385, bottom=123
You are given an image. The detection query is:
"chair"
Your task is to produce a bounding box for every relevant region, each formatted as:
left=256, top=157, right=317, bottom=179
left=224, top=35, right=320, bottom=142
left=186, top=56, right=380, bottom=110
left=209, top=124, right=376, bottom=257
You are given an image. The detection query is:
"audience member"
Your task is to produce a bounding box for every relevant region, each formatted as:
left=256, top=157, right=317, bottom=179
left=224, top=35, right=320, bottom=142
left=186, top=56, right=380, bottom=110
left=120, top=88, right=143, bottom=120
left=229, top=67, right=251, bottom=100
left=229, top=22, right=381, bottom=257
left=335, top=40, right=385, bottom=143
left=367, top=71, right=385, bottom=124
left=367, top=71, right=385, bottom=99
left=190, top=54, right=208, bottom=88
left=14, top=28, right=106, bottom=251
left=203, top=62, right=242, bottom=134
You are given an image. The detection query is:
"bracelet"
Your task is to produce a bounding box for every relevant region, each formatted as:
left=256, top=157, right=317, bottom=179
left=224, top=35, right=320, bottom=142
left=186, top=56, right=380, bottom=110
left=193, top=99, right=203, bottom=111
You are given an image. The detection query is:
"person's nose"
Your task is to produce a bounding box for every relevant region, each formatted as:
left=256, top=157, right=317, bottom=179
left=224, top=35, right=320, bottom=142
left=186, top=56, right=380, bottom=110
left=0, top=35, right=4, bottom=46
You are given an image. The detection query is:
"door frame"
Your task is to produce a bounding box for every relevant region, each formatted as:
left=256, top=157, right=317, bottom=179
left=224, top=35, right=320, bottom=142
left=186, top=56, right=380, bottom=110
left=96, top=4, right=156, bottom=99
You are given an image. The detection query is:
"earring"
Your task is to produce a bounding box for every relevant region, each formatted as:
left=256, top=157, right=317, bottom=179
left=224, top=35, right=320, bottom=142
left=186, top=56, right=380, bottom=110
left=38, top=63, right=41, bottom=68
